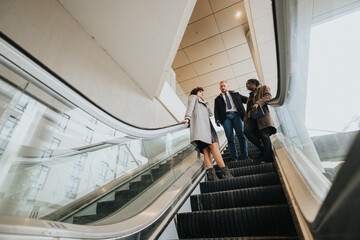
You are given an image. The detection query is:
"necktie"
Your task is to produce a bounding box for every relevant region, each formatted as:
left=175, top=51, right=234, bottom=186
left=225, top=93, right=232, bottom=110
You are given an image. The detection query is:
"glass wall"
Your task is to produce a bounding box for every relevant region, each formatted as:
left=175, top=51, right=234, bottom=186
left=273, top=0, right=360, bottom=189
left=0, top=58, right=191, bottom=220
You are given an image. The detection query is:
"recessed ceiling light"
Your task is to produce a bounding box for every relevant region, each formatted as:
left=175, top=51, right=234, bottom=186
left=236, top=12, right=241, bottom=18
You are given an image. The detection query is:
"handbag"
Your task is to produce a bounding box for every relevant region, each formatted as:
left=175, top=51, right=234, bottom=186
left=250, top=105, right=265, bottom=119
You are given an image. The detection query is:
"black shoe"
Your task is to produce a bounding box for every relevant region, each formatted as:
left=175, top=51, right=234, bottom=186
left=206, top=168, right=219, bottom=181
left=252, top=156, right=265, bottom=164
left=220, top=166, right=234, bottom=179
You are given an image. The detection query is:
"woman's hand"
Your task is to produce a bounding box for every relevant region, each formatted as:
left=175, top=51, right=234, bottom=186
left=180, top=119, right=189, bottom=124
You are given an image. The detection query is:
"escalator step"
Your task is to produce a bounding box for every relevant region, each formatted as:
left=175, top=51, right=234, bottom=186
left=215, top=163, right=276, bottom=178
left=200, top=172, right=280, bottom=194
left=213, top=159, right=256, bottom=170
left=177, top=205, right=297, bottom=239
left=191, top=185, right=286, bottom=211
left=73, top=213, right=107, bottom=225
left=179, top=237, right=298, bottom=239
left=97, top=199, right=128, bottom=215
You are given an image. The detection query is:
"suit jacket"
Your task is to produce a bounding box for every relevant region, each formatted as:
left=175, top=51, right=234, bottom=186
left=214, top=91, right=248, bottom=124
left=185, top=95, right=218, bottom=145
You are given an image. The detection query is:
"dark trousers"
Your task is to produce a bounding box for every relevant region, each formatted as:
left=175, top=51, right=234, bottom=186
left=222, top=112, right=248, bottom=161
left=244, top=118, right=273, bottom=162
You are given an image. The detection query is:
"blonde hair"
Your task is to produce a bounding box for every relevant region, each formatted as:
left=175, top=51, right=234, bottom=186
left=219, top=80, right=228, bottom=85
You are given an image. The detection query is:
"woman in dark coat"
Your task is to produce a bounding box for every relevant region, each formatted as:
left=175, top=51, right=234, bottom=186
left=181, top=87, right=233, bottom=181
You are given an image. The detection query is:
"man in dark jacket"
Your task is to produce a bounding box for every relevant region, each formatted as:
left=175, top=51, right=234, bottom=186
left=214, top=80, right=249, bottom=161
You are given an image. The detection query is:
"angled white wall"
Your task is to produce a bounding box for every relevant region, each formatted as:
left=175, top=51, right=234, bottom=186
left=60, top=0, right=196, bottom=99
left=0, top=0, right=194, bottom=128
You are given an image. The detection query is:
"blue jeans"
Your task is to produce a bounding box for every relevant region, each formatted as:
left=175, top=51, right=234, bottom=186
left=222, top=112, right=248, bottom=160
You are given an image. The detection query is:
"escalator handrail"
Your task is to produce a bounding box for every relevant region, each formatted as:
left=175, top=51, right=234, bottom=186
left=0, top=31, right=187, bottom=138
left=0, top=133, right=227, bottom=239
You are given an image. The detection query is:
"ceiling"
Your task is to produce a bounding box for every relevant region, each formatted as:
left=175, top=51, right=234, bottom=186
left=172, top=0, right=259, bottom=107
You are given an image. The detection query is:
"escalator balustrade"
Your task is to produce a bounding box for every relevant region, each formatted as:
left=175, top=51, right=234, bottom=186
left=176, top=139, right=299, bottom=239
left=71, top=146, right=194, bottom=224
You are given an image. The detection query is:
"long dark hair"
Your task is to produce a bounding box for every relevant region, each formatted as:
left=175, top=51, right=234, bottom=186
left=246, top=78, right=260, bottom=87
left=190, top=87, right=204, bottom=95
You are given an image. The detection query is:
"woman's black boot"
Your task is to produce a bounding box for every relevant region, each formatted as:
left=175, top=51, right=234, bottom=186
left=221, top=166, right=234, bottom=179
left=206, top=168, right=219, bottom=181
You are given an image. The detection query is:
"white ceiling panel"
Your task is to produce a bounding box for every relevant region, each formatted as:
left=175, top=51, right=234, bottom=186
left=181, top=15, right=219, bottom=47
left=238, top=87, right=250, bottom=96
left=221, top=24, right=248, bottom=49
left=183, top=35, right=226, bottom=62
left=227, top=44, right=251, bottom=64
left=179, top=77, right=202, bottom=93
left=192, top=51, right=230, bottom=75
left=189, top=0, right=212, bottom=24
left=203, top=83, right=223, bottom=97
left=236, top=71, right=258, bottom=87
left=214, top=2, right=247, bottom=32
left=232, top=58, right=255, bottom=77
left=174, top=64, right=197, bottom=82
left=199, top=66, right=235, bottom=87
left=226, top=77, right=240, bottom=90
left=209, top=0, right=241, bottom=13
left=172, top=50, right=190, bottom=69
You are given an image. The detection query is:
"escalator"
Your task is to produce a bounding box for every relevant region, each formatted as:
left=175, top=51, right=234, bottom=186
left=176, top=139, right=299, bottom=239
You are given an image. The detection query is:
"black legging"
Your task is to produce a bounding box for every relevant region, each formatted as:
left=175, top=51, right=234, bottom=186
left=244, top=118, right=273, bottom=162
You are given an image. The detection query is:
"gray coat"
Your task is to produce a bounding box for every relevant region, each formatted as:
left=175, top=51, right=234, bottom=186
left=185, top=95, right=217, bottom=145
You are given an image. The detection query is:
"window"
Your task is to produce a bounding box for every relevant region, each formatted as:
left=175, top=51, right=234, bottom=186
left=98, top=161, right=108, bottom=180
left=0, top=116, right=18, bottom=155
left=58, top=113, right=70, bottom=131
left=84, top=127, right=93, bottom=145
left=27, top=165, right=49, bottom=200
left=65, top=176, right=80, bottom=199
left=108, top=127, right=116, bottom=136
left=16, top=94, right=30, bottom=111
left=88, top=115, right=97, bottom=124
left=73, top=153, right=87, bottom=171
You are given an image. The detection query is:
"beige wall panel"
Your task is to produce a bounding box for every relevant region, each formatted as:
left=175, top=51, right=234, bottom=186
left=199, top=66, right=234, bottom=87
left=192, top=52, right=230, bottom=75
left=214, top=2, right=247, bottom=32
left=181, top=15, right=219, bottom=47
left=221, top=24, right=248, bottom=49
left=172, top=50, right=190, bottom=69
left=232, top=59, right=256, bottom=77
left=227, top=44, right=252, bottom=64
left=174, top=64, right=197, bottom=82
left=184, top=35, right=225, bottom=62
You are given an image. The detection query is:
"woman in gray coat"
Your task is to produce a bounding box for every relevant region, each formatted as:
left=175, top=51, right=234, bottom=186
left=181, top=87, right=233, bottom=181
